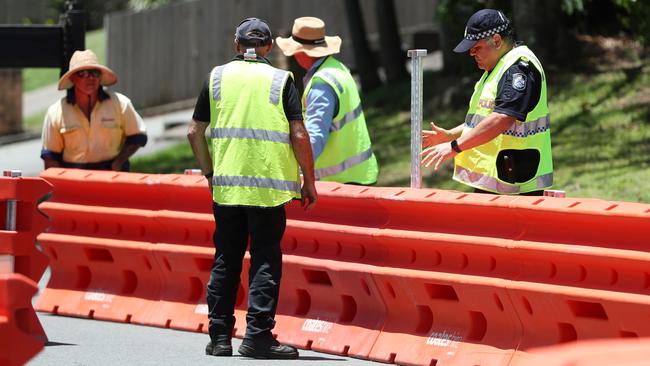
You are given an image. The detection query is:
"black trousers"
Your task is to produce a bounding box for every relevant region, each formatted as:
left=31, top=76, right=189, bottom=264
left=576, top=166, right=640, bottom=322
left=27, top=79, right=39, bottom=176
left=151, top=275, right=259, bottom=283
left=206, top=202, right=286, bottom=342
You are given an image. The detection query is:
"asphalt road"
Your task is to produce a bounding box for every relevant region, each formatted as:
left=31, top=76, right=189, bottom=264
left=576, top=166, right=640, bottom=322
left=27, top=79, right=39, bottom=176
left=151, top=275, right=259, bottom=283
left=28, top=313, right=381, bottom=366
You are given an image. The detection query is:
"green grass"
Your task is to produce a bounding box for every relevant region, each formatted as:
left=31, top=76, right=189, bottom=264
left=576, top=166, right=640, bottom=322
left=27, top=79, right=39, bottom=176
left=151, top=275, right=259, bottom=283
left=22, top=29, right=105, bottom=92
left=131, top=60, right=650, bottom=203
left=131, top=143, right=200, bottom=173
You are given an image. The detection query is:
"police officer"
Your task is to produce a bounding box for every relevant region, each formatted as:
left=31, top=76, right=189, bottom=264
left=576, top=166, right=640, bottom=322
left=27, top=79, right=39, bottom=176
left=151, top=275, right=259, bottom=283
left=276, top=17, right=379, bottom=185
left=421, top=9, right=553, bottom=195
left=187, top=18, right=317, bottom=359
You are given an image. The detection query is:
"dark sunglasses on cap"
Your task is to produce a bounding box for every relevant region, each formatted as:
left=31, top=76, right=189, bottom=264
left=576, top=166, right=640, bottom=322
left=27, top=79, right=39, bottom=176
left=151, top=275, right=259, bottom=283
left=76, top=69, right=101, bottom=78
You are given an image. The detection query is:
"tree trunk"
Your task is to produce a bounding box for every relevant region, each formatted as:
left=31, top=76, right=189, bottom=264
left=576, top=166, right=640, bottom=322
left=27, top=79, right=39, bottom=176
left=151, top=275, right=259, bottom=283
left=375, top=0, right=408, bottom=84
left=343, top=0, right=382, bottom=92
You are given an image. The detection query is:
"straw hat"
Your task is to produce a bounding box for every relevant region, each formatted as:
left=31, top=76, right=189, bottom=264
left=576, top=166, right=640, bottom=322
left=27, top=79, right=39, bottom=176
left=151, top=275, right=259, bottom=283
left=276, top=17, right=342, bottom=57
left=58, top=49, right=117, bottom=90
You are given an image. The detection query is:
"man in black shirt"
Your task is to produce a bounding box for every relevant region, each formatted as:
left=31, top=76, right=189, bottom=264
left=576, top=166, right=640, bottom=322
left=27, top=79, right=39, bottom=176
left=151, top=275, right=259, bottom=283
left=187, top=17, right=316, bottom=359
left=421, top=9, right=553, bottom=195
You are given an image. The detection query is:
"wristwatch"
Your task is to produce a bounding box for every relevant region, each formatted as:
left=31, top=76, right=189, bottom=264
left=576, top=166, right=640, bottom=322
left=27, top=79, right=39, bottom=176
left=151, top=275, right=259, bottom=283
left=450, top=140, right=463, bottom=153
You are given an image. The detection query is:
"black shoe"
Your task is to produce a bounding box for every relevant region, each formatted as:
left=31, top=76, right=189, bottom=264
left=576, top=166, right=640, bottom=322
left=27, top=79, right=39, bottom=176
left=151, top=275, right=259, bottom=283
left=238, top=336, right=299, bottom=359
left=206, top=340, right=233, bottom=356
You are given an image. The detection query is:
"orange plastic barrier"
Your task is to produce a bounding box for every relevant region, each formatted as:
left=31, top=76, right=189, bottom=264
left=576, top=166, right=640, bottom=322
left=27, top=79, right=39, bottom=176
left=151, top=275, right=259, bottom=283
left=0, top=175, right=52, bottom=282
left=0, top=274, right=45, bottom=366
left=273, top=256, right=386, bottom=358
left=368, top=267, right=520, bottom=366
left=510, top=338, right=650, bottom=366
left=36, top=169, right=650, bottom=366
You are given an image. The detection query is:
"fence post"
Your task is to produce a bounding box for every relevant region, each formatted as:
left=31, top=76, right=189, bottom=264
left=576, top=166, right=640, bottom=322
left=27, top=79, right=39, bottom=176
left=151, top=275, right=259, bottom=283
left=1, top=170, right=21, bottom=274
left=407, top=49, right=427, bottom=189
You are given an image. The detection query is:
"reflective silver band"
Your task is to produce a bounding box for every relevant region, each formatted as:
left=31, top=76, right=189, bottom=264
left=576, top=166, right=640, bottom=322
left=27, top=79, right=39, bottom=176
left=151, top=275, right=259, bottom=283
left=270, top=70, right=289, bottom=105
left=331, top=104, right=363, bottom=132
left=209, top=127, right=290, bottom=144
left=536, top=172, right=553, bottom=189
left=315, top=147, right=373, bottom=179
left=318, top=70, right=344, bottom=94
left=455, top=166, right=553, bottom=194
left=212, top=175, right=300, bottom=193
left=211, top=65, right=226, bottom=101
left=464, top=113, right=550, bottom=138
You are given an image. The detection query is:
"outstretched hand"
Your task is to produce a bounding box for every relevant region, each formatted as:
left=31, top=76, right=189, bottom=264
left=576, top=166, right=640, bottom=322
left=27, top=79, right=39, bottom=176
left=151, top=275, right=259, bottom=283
left=422, top=122, right=451, bottom=149
left=421, top=142, right=457, bottom=171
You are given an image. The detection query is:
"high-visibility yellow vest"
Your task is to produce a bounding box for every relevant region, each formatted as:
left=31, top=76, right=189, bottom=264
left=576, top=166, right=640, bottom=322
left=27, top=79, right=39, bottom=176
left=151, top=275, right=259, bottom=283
left=208, top=59, right=300, bottom=206
left=303, top=57, right=379, bottom=184
left=454, top=46, right=553, bottom=194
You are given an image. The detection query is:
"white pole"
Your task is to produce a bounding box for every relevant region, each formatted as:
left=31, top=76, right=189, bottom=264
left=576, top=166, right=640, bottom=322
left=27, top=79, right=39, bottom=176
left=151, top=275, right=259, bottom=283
left=1, top=169, right=21, bottom=273
left=407, top=49, right=427, bottom=189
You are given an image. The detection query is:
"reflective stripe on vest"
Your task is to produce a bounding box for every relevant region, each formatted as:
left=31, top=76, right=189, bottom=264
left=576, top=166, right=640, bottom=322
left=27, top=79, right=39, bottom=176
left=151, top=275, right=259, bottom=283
left=210, top=127, right=290, bottom=144
left=269, top=69, right=287, bottom=105
left=331, top=104, right=362, bottom=132
left=318, top=70, right=344, bottom=93
left=455, top=166, right=553, bottom=193
left=465, top=113, right=551, bottom=138
left=212, top=175, right=300, bottom=193
left=211, top=65, right=225, bottom=101
left=315, top=147, right=373, bottom=179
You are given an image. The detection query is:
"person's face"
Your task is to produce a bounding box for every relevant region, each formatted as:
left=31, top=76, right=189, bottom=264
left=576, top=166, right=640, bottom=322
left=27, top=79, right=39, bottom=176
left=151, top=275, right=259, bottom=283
left=469, top=35, right=502, bottom=71
left=294, top=52, right=315, bottom=70
left=71, top=69, right=101, bottom=95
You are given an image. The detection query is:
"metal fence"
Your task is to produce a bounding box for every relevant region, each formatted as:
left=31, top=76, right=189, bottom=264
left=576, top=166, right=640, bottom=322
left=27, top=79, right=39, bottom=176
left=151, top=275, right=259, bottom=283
left=105, top=0, right=437, bottom=108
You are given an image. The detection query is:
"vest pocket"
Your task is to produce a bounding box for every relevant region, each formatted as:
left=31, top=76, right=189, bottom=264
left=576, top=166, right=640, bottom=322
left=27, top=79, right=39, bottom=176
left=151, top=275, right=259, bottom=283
left=496, top=149, right=540, bottom=183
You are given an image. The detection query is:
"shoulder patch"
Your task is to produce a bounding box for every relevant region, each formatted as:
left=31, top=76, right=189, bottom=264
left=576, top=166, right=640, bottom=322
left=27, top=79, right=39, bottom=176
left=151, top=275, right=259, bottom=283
left=512, top=73, right=527, bottom=91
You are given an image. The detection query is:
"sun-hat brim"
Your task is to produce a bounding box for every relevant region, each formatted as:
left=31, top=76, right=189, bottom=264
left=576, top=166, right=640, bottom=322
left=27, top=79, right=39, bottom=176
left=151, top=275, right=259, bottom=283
left=276, top=35, right=342, bottom=57
left=57, top=64, right=118, bottom=90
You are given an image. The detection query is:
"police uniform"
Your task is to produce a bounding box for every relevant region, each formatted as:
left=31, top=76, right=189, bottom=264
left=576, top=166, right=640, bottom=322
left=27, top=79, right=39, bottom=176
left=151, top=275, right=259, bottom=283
left=452, top=9, right=553, bottom=195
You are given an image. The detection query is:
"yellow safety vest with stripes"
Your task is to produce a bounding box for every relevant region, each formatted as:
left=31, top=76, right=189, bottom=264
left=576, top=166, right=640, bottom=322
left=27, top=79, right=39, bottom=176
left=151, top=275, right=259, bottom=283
left=208, top=59, right=300, bottom=207
left=453, top=45, right=553, bottom=194
left=303, top=56, right=379, bottom=184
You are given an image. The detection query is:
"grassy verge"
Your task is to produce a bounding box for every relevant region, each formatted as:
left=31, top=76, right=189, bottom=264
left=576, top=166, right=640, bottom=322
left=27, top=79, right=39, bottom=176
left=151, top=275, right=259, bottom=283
left=22, top=29, right=105, bottom=92
left=131, top=59, right=650, bottom=203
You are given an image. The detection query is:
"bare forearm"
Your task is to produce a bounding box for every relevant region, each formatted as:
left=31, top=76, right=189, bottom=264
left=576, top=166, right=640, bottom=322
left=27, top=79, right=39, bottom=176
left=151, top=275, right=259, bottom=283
left=289, top=120, right=315, bottom=183
left=187, top=119, right=213, bottom=174
left=456, top=112, right=514, bottom=151
left=114, top=144, right=141, bottom=165
left=448, top=123, right=465, bottom=140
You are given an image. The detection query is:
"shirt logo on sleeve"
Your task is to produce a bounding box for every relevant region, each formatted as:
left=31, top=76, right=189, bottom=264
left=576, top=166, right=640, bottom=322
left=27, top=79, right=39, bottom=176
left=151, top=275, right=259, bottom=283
left=512, top=73, right=527, bottom=91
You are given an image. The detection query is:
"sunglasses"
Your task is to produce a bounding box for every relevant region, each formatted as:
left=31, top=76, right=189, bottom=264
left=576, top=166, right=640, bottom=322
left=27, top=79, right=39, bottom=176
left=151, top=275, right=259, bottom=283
left=76, top=69, right=101, bottom=78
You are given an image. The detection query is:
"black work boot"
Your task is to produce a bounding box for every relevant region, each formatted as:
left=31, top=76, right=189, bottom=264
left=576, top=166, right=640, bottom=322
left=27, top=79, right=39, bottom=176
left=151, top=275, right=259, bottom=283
left=238, top=334, right=299, bottom=359
left=205, top=339, right=233, bottom=356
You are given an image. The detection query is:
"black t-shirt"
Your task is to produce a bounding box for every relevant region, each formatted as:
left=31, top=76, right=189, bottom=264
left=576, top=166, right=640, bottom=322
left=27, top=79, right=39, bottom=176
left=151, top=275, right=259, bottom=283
left=493, top=57, right=542, bottom=121
left=192, top=56, right=303, bottom=123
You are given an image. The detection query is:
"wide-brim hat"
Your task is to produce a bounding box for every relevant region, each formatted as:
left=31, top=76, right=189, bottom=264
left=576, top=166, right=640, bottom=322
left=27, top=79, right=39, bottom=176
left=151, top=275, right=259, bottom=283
left=58, top=49, right=117, bottom=90
left=276, top=17, right=342, bottom=57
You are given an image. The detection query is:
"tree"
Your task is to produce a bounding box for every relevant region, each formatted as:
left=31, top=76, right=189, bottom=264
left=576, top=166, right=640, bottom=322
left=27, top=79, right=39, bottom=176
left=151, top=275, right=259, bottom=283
left=374, top=0, right=408, bottom=84
left=343, top=0, right=382, bottom=92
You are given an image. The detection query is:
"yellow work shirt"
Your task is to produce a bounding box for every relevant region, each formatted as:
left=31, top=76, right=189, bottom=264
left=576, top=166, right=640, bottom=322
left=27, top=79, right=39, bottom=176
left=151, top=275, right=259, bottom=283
left=41, top=92, right=146, bottom=164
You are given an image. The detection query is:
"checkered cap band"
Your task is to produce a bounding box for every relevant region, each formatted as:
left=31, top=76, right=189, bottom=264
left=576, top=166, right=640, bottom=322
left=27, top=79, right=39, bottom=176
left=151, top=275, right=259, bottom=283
left=465, top=23, right=509, bottom=41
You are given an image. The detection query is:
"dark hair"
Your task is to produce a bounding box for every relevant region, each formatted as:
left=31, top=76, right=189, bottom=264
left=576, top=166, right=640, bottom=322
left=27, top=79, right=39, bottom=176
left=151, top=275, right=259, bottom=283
left=66, top=86, right=110, bottom=105
left=497, top=25, right=517, bottom=45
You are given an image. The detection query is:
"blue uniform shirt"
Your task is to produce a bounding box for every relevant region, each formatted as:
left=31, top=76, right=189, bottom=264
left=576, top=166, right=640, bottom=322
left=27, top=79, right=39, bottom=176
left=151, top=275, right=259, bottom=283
left=303, top=58, right=338, bottom=160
